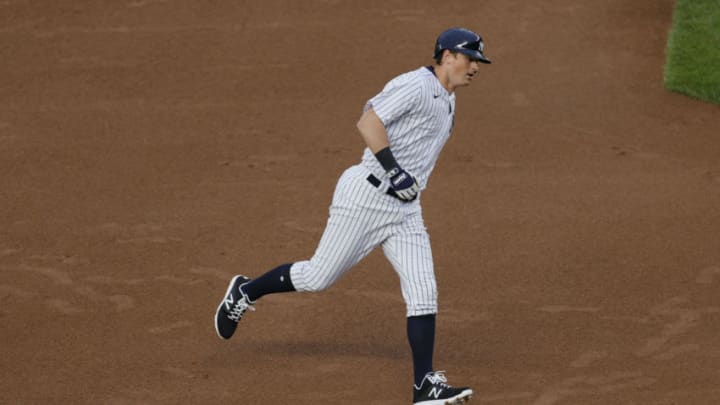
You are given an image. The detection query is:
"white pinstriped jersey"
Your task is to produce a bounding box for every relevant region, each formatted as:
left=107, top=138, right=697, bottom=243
left=361, top=66, right=456, bottom=189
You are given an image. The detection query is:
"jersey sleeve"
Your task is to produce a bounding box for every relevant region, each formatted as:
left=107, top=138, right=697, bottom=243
left=365, top=77, right=421, bottom=127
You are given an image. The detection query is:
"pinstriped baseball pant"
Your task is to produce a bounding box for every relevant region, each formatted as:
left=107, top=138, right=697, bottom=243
left=290, top=164, right=438, bottom=317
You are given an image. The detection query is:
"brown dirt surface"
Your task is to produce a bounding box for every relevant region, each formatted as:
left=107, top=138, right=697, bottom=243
left=2, top=1, right=720, bottom=404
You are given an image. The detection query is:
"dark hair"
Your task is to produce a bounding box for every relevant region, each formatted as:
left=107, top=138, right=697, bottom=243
left=435, top=50, right=481, bottom=65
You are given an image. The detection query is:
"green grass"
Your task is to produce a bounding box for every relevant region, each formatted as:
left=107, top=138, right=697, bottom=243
left=664, top=0, right=720, bottom=105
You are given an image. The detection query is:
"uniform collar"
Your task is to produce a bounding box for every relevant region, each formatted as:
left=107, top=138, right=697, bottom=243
left=424, top=66, right=453, bottom=98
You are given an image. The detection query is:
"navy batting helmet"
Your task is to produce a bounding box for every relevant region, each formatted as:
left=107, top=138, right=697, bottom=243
left=434, top=27, right=491, bottom=64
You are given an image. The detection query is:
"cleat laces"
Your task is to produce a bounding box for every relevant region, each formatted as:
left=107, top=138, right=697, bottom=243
left=427, top=371, right=452, bottom=388
left=227, top=298, right=255, bottom=322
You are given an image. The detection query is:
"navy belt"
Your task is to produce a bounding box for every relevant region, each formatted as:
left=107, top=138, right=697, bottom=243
left=366, top=174, right=403, bottom=200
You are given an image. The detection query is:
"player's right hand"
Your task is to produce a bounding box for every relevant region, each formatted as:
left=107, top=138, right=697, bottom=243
left=388, top=167, right=420, bottom=202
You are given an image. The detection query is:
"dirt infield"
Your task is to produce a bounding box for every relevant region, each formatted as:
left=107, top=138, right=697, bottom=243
left=2, top=1, right=719, bottom=404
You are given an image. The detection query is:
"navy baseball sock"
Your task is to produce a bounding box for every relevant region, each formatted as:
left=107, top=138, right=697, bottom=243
left=240, top=263, right=296, bottom=302
left=407, top=314, right=436, bottom=387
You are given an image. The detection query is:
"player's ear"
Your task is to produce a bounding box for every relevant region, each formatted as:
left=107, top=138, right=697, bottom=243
left=441, top=50, right=456, bottom=65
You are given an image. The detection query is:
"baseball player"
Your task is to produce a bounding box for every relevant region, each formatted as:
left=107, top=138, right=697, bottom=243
left=215, top=27, right=491, bottom=405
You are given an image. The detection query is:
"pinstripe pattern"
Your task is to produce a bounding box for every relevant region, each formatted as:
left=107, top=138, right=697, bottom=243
left=361, top=67, right=455, bottom=189
left=290, top=165, right=436, bottom=316
left=291, top=67, right=455, bottom=317
left=382, top=209, right=438, bottom=316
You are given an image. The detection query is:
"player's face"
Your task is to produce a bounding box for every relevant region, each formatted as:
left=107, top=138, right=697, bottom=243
left=448, top=52, right=480, bottom=89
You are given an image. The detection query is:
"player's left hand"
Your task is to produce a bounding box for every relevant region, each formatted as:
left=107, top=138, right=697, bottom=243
left=388, top=168, right=420, bottom=202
